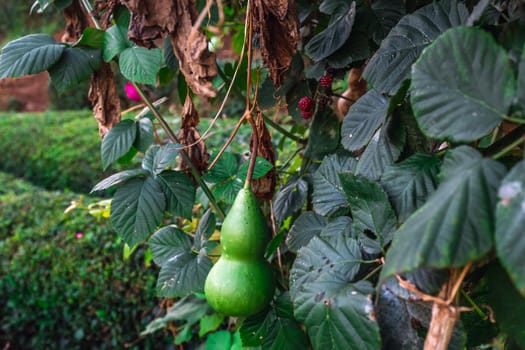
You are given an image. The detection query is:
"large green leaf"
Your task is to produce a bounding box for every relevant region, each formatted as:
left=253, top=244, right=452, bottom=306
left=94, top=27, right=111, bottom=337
left=290, top=236, right=363, bottom=298
left=240, top=293, right=309, bottom=349
left=381, top=146, right=507, bottom=280
left=102, top=10, right=131, bottom=62
left=0, top=34, right=65, bottom=78
left=411, top=27, right=515, bottom=142
left=273, top=176, right=308, bottom=225
left=305, top=2, right=356, bottom=62
left=157, top=170, right=195, bottom=219
left=134, top=118, right=154, bottom=153
left=290, top=235, right=380, bottom=350
left=91, top=168, right=149, bottom=193
left=142, top=144, right=179, bottom=175
left=110, top=177, right=166, bottom=247
left=363, top=0, right=468, bottom=95
left=341, top=89, right=389, bottom=152
left=313, top=154, right=357, bottom=217
left=204, top=152, right=238, bottom=183
left=381, top=153, right=440, bottom=222
left=370, top=0, right=405, bottom=43
left=119, top=46, right=163, bottom=85
left=355, top=117, right=405, bottom=181
left=495, top=160, right=525, bottom=295
left=156, top=250, right=212, bottom=297
left=304, top=111, right=340, bottom=159
left=286, top=212, right=328, bottom=252
left=194, top=209, right=217, bottom=252
left=101, top=119, right=137, bottom=170
left=518, top=42, right=525, bottom=107
left=487, top=264, right=525, bottom=348
left=340, top=174, right=397, bottom=249
left=48, top=47, right=101, bottom=94
left=237, top=157, right=274, bottom=180
left=73, top=27, right=105, bottom=49
left=149, top=225, right=193, bottom=265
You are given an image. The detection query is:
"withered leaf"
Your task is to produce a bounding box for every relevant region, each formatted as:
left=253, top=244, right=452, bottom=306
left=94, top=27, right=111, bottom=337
left=119, top=0, right=176, bottom=48
left=251, top=111, right=276, bottom=200
left=251, top=0, right=300, bottom=85
left=178, top=94, right=210, bottom=175
left=62, top=0, right=90, bottom=42
left=93, top=0, right=119, bottom=30
left=170, top=0, right=218, bottom=98
left=89, top=62, right=122, bottom=137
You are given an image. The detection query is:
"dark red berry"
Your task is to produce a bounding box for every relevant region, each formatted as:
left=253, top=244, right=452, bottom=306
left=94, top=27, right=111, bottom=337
left=301, top=110, right=314, bottom=119
left=317, top=95, right=330, bottom=111
left=319, top=75, right=333, bottom=89
left=298, top=96, right=314, bottom=112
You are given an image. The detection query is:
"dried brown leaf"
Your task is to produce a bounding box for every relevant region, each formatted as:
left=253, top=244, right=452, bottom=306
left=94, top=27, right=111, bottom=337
left=251, top=111, right=276, bottom=200
left=89, top=62, right=122, bottom=137
left=178, top=94, right=210, bottom=175
left=170, top=0, right=218, bottom=98
left=93, top=0, right=119, bottom=30
left=251, top=0, right=300, bottom=85
left=62, top=0, right=90, bottom=42
left=120, top=0, right=177, bottom=47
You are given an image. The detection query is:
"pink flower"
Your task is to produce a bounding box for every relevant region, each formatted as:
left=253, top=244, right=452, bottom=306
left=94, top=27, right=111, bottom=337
left=124, top=82, right=141, bottom=102
left=75, top=232, right=84, bottom=239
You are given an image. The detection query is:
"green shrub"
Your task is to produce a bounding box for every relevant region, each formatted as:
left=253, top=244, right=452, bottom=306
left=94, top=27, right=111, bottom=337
left=0, top=111, right=110, bottom=193
left=0, top=172, right=171, bottom=349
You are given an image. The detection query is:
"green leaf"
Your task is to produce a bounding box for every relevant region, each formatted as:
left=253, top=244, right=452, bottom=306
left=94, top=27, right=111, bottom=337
left=240, top=293, right=309, bottom=349
left=286, top=211, right=328, bottom=252
left=290, top=236, right=363, bottom=299
left=142, top=144, right=179, bottom=175
left=156, top=250, right=212, bottom=297
left=157, top=170, right=196, bottom=219
left=199, top=314, right=224, bottom=337
left=341, top=89, right=389, bottom=152
left=110, top=177, right=166, bottom=247
left=48, top=47, right=101, bottom=94
left=495, top=160, right=525, bottom=295
left=194, top=209, right=217, bottom=251
left=102, top=10, right=131, bottom=61
left=204, top=152, right=238, bottom=183
left=134, top=118, right=154, bottom=153
left=411, top=27, right=515, bottom=142
left=290, top=245, right=380, bottom=350
left=0, top=34, right=65, bottom=78
left=119, top=46, right=163, bottom=85
left=163, top=37, right=178, bottom=71
left=370, top=0, right=405, bottom=43
left=381, top=146, right=507, bottom=280
left=305, top=2, right=356, bottom=62
left=149, top=225, right=193, bottom=265
left=272, top=176, right=308, bottom=225
left=355, top=117, right=405, bottom=181
left=175, top=325, right=193, bottom=345
left=91, top=168, right=149, bottom=193
left=213, top=177, right=244, bottom=205
left=238, top=157, right=274, bottom=180
left=325, top=31, right=370, bottom=69
left=340, top=174, right=397, bottom=249
left=101, top=119, right=137, bottom=170
left=141, top=295, right=210, bottom=335
left=304, top=111, right=340, bottom=160
left=517, top=42, right=525, bottom=108
left=206, top=331, right=232, bottom=350
left=487, top=264, right=525, bottom=348
left=363, top=0, right=468, bottom=95
left=313, top=154, right=357, bottom=217
left=381, top=153, right=440, bottom=222
left=74, top=27, right=105, bottom=48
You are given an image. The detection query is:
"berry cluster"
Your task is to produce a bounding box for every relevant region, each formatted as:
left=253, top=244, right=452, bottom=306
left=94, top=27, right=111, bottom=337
left=298, top=96, right=314, bottom=119
left=319, top=75, right=333, bottom=89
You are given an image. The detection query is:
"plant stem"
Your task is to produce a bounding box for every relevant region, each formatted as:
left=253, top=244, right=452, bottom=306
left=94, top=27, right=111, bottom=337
left=363, top=264, right=383, bottom=281
left=460, top=289, right=487, bottom=320
left=132, top=82, right=225, bottom=220
left=492, top=134, right=525, bottom=160
left=263, top=115, right=307, bottom=144
left=484, top=125, right=525, bottom=159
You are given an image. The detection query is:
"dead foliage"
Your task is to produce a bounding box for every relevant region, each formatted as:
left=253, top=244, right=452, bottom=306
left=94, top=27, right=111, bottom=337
left=250, top=111, right=276, bottom=200
left=62, top=0, right=90, bottom=42
left=251, top=0, right=300, bottom=86
left=89, top=62, right=122, bottom=137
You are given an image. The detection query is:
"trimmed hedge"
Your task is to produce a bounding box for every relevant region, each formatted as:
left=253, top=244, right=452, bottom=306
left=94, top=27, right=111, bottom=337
left=0, top=172, right=171, bottom=349
left=0, top=111, right=109, bottom=193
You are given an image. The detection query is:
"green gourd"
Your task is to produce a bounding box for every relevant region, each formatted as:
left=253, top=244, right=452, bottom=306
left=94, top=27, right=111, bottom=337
left=204, top=187, right=274, bottom=317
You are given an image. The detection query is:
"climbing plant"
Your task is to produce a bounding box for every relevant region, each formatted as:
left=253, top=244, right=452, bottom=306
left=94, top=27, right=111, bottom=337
left=1, top=0, right=525, bottom=349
